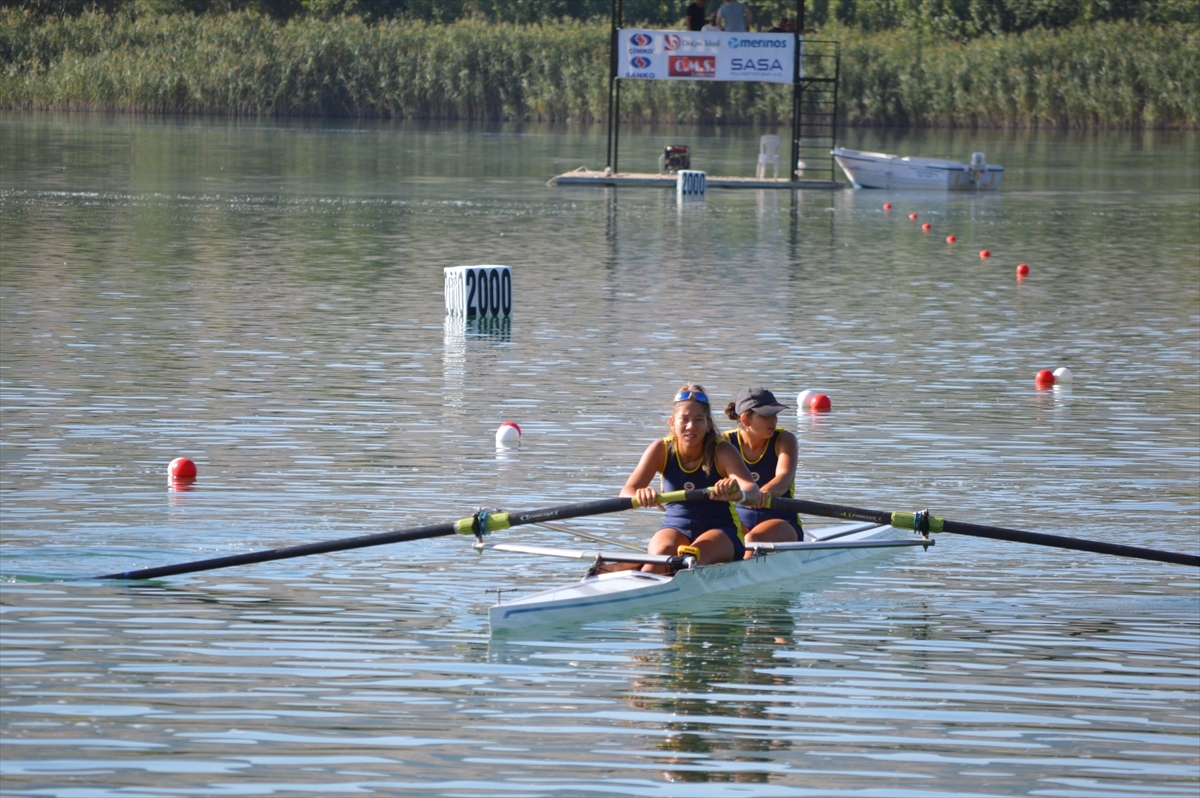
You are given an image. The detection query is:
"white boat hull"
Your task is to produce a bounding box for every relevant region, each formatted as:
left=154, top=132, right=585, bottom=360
left=832, top=147, right=1003, bottom=190
left=489, top=523, right=918, bottom=631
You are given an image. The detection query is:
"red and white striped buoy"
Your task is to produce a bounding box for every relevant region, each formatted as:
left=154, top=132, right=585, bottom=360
left=495, top=421, right=521, bottom=447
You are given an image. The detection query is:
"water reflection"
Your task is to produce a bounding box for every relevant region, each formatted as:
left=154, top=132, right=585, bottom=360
left=1, top=115, right=1196, bottom=796
left=629, top=597, right=798, bottom=784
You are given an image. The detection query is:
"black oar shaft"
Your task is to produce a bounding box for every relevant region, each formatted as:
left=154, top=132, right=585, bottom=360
left=766, top=496, right=1198, bottom=568
left=506, top=497, right=634, bottom=526
left=936, top=518, right=1199, bottom=568
left=96, top=522, right=459, bottom=581
left=771, top=498, right=892, bottom=526
left=96, top=496, right=637, bottom=581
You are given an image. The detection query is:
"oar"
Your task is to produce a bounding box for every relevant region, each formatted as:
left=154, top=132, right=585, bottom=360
left=92, top=491, right=689, bottom=581
left=761, top=496, right=1199, bottom=568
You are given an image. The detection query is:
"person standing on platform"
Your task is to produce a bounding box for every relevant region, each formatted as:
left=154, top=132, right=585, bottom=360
left=716, top=0, right=753, bottom=32
left=684, top=0, right=706, bottom=31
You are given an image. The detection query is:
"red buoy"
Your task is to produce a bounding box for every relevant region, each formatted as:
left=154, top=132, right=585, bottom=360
left=980, top=249, right=992, bottom=259
left=922, top=222, right=932, bottom=232
left=883, top=203, right=893, bottom=211
left=946, top=235, right=957, bottom=243
left=809, top=393, right=832, bottom=412
left=1035, top=369, right=1056, bottom=388
left=168, top=457, right=197, bottom=480
left=1016, top=263, right=1030, bottom=277
left=909, top=213, right=919, bottom=220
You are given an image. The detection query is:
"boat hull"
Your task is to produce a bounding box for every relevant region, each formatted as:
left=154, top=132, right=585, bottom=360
left=489, top=523, right=913, bottom=631
left=832, top=147, right=1003, bottom=190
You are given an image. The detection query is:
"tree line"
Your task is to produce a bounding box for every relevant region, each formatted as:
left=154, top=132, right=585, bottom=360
left=4, top=0, right=1194, bottom=37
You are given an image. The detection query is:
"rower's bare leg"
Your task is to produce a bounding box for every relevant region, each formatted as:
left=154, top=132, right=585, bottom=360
left=743, top=519, right=799, bottom=558
left=690, top=529, right=736, bottom=565
left=591, top=561, right=639, bottom=575
left=644, top=528, right=690, bottom=573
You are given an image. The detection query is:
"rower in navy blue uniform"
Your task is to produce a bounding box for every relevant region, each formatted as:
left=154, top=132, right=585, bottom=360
left=723, top=386, right=804, bottom=553
left=621, top=384, right=761, bottom=571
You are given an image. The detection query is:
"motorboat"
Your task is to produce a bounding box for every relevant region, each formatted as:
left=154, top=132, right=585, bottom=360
left=832, top=147, right=1003, bottom=190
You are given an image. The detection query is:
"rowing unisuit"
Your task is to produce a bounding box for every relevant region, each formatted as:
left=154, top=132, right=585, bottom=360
left=725, top=427, right=804, bottom=540
left=660, top=436, right=746, bottom=556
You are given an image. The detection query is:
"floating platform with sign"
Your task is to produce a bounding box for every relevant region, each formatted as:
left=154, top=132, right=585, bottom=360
left=549, top=169, right=844, bottom=190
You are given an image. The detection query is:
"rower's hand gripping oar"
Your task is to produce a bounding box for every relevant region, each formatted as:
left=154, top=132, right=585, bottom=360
left=758, top=496, right=1199, bottom=568
left=91, top=490, right=694, bottom=581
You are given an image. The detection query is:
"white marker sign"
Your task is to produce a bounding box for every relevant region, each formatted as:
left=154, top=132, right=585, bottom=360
left=444, top=265, right=512, bottom=317
left=677, top=170, right=707, bottom=198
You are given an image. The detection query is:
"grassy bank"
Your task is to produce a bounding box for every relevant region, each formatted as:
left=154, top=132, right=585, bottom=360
left=1, top=11, right=1196, bottom=127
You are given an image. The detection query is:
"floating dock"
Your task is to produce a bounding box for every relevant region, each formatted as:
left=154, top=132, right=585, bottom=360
left=549, top=170, right=845, bottom=190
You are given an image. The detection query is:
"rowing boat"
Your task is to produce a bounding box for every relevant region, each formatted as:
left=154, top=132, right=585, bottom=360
left=488, top=521, right=930, bottom=632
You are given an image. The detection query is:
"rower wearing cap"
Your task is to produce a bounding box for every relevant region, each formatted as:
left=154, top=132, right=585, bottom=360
left=621, top=383, right=761, bottom=570
left=724, top=386, right=804, bottom=553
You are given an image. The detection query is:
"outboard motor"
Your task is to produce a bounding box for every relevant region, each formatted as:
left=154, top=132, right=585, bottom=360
left=969, top=152, right=987, bottom=185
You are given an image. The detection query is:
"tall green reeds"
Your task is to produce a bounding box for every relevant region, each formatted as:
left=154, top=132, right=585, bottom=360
left=1, top=10, right=1196, bottom=127
left=833, top=22, right=1200, bottom=127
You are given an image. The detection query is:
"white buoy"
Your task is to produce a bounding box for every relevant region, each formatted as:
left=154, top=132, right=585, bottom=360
left=796, top=390, right=815, bottom=413
left=1052, top=366, right=1073, bottom=384
left=495, top=421, right=521, bottom=447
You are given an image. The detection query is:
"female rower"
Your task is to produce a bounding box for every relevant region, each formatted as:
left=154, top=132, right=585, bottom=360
left=723, top=386, right=804, bottom=552
left=621, top=384, right=761, bottom=569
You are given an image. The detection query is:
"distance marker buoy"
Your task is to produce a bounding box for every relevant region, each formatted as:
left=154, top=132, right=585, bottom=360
left=980, top=249, right=992, bottom=259
left=1035, top=369, right=1056, bottom=388
left=796, top=390, right=815, bottom=412
left=495, top=421, right=521, bottom=447
left=909, top=213, right=919, bottom=220
left=922, top=222, right=932, bottom=232
left=1016, top=263, right=1030, bottom=277
left=1053, top=366, right=1073, bottom=384
left=809, top=393, right=832, bottom=413
left=946, top=235, right=957, bottom=243
left=883, top=203, right=893, bottom=211
left=168, top=457, right=197, bottom=480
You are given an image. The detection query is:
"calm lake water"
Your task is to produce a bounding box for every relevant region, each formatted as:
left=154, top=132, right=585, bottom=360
left=1, top=113, right=1198, bottom=797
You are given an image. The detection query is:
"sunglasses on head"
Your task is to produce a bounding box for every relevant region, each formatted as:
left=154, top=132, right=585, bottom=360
left=674, top=389, right=708, bottom=404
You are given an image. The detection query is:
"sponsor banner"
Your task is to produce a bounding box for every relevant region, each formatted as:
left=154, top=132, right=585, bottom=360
left=617, top=29, right=797, bottom=84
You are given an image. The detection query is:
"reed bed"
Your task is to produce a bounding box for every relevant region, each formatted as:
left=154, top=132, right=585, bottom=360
left=1, top=11, right=1195, bottom=127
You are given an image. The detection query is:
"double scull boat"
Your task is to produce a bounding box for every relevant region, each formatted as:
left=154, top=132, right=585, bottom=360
left=487, top=521, right=930, bottom=631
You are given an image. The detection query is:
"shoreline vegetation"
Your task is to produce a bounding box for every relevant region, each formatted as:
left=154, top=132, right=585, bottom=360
left=1, top=11, right=1196, bottom=128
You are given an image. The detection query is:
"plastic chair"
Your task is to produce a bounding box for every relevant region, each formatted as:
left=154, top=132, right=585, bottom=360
left=756, top=135, right=781, bottom=179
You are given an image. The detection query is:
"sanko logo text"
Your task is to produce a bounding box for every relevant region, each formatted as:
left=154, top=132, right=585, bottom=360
left=630, top=56, right=652, bottom=69
left=728, top=37, right=789, bottom=48
left=630, top=33, right=653, bottom=47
